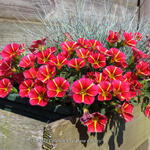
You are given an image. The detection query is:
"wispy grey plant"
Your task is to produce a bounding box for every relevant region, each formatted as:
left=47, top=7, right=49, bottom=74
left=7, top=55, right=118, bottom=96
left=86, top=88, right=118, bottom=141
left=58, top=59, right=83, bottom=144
left=15, top=0, right=150, bottom=60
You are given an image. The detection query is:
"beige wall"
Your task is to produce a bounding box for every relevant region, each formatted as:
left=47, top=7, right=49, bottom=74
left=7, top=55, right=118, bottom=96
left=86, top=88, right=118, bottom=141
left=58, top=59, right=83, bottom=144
left=0, top=0, right=149, bottom=50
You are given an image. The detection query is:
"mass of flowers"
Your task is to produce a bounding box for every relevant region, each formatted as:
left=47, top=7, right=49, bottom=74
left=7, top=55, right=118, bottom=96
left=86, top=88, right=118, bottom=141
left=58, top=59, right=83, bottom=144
left=0, top=31, right=150, bottom=133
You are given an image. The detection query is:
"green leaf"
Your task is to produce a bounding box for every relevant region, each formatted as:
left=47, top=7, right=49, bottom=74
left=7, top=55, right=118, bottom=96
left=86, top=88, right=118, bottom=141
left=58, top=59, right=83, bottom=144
left=101, top=108, right=106, bottom=115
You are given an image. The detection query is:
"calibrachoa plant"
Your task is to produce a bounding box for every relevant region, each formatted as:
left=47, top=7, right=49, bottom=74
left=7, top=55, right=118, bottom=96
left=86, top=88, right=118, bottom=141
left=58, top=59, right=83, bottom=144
left=0, top=30, right=150, bottom=133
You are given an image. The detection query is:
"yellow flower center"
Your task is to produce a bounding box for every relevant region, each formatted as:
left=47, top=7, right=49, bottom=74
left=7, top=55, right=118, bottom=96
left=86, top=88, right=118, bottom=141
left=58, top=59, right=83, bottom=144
left=80, top=89, right=87, bottom=95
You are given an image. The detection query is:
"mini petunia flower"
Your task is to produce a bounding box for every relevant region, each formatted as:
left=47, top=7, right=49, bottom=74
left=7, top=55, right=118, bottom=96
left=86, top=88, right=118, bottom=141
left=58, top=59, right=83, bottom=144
left=145, top=103, right=150, bottom=120
left=0, top=78, right=12, bottom=98
left=107, top=30, right=119, bottom=45
left=84, top=112, right=107, bottom=132
left=58, top=51, right=70, bottom=59
left=103, top=66, right=123, bottom=81
left=29, top=37, right=46, bottom=52
left=36, top=49, right=54, bottom=65
left=77, top=38, right=89, bottom=48
left=0, top=59, right=13, bottom=77
left=85, top=72, right=96, bottom=83
left=134, top=32, right=143, bottom=41
left=97, top=81, right=112, bottom=101
left=19, top=79, right=34, bottom=98
left=96, top=46, right=109, bottom=56
left=124, top=71, right=138, bottom=83
left=108, top=48, right=126, bottom=64
left=37, top=65, right=56, bottom=83
left=46, top=47, right=56, bottom=54
left=1, top=43, right=24, bottom=60
left=49, top=55, right=68, bottom=69
left=29, top=86, right=49, bottom=107
left=19, top=53, right=36, bottom=68
left=87, top=39, right=103, bottom=51
left=61, top=41, right=78, bottom=54
left=88, top=53, right=106, bottom=69
left=94, top=72, right=108, bottom=84
left=112, top=80, right=130, bottom=101
left=132, top=47, right=148, bottom=62
left=23, top=68, right=38, bottom=79
left=76, top=48, right=91, bottom=60
left=47, top=77, right=70, bottom=97
left=136, top=61, right=149, bottom=76
left=72, top=78, right=98, bottom=104
left=117, top=102, right=134, bottom=122
left=68, top=58, right=86, bottom=71
left=123, top=32, right=136, bottom=47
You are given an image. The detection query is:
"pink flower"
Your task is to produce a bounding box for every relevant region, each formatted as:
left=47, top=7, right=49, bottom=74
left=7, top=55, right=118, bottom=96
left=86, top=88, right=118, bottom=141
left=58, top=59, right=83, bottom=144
left=0, top=78, right=12, bottom=98
left=97, top=81, right=112, bottom=101
left=84, top=112, right=107, bottom=132
left=37, top=65, right=56, bottom=83
left=19, top=54, right=36, bottom=68
left=29, top=86, right=49, bottom=107
left=134, top=32, right=143, bottom=41
left=23, top=68, right=38, bottom=79
left=49, top=55, right=68, bottom=69
left=68, top=58, right=86, bottom=71
left=112, top=80, right=130, bottom=101
left=47, top=77, right=70, bottom=97
left=88, top=53, right=106, bottom=69
left=76, top=48, right=91, bottom=60
left=72, top=78, right=98, bottom=104
left=145, top=103, right=150, bottom=120
left=19, top=79, right=34, bottom=98
left=103, top=66, right=123, bottom=81
left=36, top=50, right=54, bottom=65
left=107, top=30, right=118, bottom=45
left=117, top=102, right=134, bottom=122
left=61, top=41, right=78, bottom=54
left=123, top=32, right=136, bottom=47
left=2, top=43, right=24, bottom=60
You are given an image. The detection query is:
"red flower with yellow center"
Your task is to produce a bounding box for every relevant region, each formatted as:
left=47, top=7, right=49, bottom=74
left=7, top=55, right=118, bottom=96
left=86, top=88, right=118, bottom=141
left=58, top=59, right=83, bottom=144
left=61, top=41, right=78, bottom=54
left=136, top=61, right=149, bottom=76
left=97, top=81, right=112, bottom=101
left=19, top=53, right=36, bottom=68
left=87, top=39, right=103, bottom=51
left=84, top=112, right=107, bottom=132
left=94, top=72, right=108, bottom=84
left=145, top=103, right=150, bottom=120
left=134, top=32, right=143, bottom=41
left=46, top=47, right=56, bottom=54
left=88, top=53, right=106, bottom=69
left=23, top=68, right=38, bottom=79
left=0, top=78, right=12, bottom=98
left=58, top=51, right=70, bottom=59
left=68, top=58, right=86, bottom=71
left=96, top=46, right=109, bottom=56
left=107, top=30, right=118, bottom=45
left=77, top=38, right=89, bottom=48
left=0, top=59, right=13, bottom=77
left=76, top=48, right=91, bottom=60
left=1, top=43, right=24, bottom=60
left=36, top=50, right=54, bottom=65
left=103, top=66, right=123, bottom=81
left=117, top=102, right=134, bottom=122
left=108, top=48, right=126, bottom=63
left=29, top=86, right=49, bottom=107
left=47, top=77, right=70, bottom=97
left=123, top=32, right=136, bottom=47
left=37, top=65, right=56, bottom=83
left=112, top=80, right=130, bottom=101
left=132, top=47, right=148, bottom=62
left=72, top=78, right=98, bottom=104
left=49, top=55, right=68, bottom=69
left=19, top=79, right=34, bottom=98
